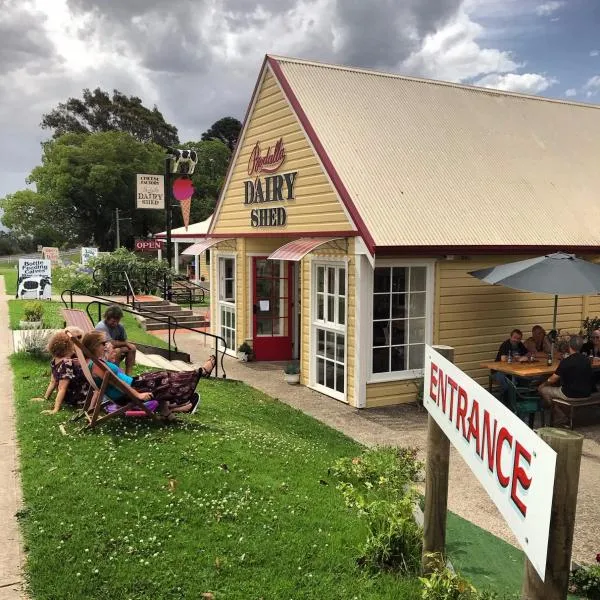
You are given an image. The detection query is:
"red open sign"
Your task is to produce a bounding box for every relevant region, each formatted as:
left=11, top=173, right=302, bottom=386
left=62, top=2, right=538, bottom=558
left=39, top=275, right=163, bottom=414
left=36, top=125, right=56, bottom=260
left=134, top=239, right=163, bottom=251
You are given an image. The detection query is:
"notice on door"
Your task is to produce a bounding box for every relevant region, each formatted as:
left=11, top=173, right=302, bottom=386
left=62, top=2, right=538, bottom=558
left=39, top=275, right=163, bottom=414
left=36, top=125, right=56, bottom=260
left=259, top=300, right=270, bottom=312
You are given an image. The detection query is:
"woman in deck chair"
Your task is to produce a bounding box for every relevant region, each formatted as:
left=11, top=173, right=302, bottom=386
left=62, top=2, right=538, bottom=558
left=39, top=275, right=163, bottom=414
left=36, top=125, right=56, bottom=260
left=34, top=331, right=90, bottom=415
left=82, top=332, right=205, bottom=416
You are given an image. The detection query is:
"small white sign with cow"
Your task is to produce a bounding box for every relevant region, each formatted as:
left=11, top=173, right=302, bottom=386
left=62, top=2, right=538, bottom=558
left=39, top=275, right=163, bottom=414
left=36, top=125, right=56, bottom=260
left=424, top=345, right=557, bottom=581
left=17, top=259, right=52, bottom=300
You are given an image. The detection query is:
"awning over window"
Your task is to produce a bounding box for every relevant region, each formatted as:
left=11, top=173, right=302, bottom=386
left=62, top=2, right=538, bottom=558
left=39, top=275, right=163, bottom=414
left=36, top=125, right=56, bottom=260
left=268, top=237, right=343, bottom=261
left=181, top=238, right=234, bottom=256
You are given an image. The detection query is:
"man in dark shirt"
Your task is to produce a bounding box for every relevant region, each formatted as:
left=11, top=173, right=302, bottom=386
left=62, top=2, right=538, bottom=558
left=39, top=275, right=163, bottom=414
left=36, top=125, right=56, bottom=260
left=493, top=329, right=529, bottom=403
left=538, top=335, right=593, bottom=425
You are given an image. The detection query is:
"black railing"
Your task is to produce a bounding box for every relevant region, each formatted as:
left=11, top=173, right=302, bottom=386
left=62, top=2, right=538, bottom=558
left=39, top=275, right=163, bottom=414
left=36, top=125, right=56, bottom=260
left=60, top=289, right=227, bottom=378
left=170, top=277, right=209, bottom=309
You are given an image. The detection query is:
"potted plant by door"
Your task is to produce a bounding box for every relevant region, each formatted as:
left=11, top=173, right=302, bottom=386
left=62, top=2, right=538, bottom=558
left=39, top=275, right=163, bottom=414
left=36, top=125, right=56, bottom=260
left=20, top=301, right=45, bottom=329
left=237, top=342, right=253, bottom=362
left=284, top=362, right=300, bottom=384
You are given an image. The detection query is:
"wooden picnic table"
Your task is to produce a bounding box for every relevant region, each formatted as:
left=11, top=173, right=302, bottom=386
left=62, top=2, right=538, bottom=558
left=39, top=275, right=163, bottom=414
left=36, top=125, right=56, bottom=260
left=480, top=357, right=600, bottom=378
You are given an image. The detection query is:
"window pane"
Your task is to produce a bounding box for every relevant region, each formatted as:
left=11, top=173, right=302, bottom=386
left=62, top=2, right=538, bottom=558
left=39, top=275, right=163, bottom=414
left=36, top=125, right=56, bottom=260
left=225, top=259, right=234, bottom=278
left=326, top=361, right=335, bottom=389
left=374, top=267, right=390, bottom=293
left=409, top=318, right=425, bottom=344
left=408, top=344, right=425, bottom=370
left=257, top=318, right=272, bottom=335
left=256, top=259, right=269, bottom=277
left=231, top=312, right=235, bottom=328
left=317, top=267, right=325, bottom=293
left=336, top=334, right=345, bottom=362
left=225, top=280, right=234, bottom=301
left=410, top=267, right=426, bottom=292
left=335, top=364, right=345, bottom=392
left=327, top=294, right=335, bottom=323
left=409, top=292, right=426, bottom=318
left=373, top=294, right=390, bottom=320
left=338, top=269, right=346, bottom=295
left=391, top=320, right=406, bottom=345
left=317, top=328, right=325, bottom=354
left=391, top=293, right=406, bottom=319
left=338, top=297, right=345, bottom=325
left=327, top=268, right=335, bottom=294
left=391, top=346, right=406, bottom=371
left=392, top=267, right=407, bottom=292
left=205, top=249, right=210, bottom=265
left=256, top=279, right=273, bottom=298
left=272, top=317, right=281, bottom=335
left=317, top=357, right=325, bottom=385
left=372, top=322, right=389, bottom=347
left=372, top=347, right=389, bottom=373
left=271, top=261, right=281, bottom=279
left=317, top=293, right=324, bottom=320
left=326, top=331, right=335, bottom=360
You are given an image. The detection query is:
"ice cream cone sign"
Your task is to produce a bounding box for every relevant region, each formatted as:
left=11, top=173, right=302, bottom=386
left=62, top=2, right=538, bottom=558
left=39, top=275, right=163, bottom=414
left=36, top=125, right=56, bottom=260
left=173, top=177, right=195, bottom=230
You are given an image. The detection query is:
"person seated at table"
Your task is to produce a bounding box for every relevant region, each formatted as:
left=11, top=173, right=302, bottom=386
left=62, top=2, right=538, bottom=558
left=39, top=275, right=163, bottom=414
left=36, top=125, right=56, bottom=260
left=95, top=305, right=136, bottom=375
left=581, top=329, right=600, bottom=358
left=538, top=335, right=594, bottom=425
left=496, top=329, right=529, bottom=362
left=524, top=325, right=552, bottom=358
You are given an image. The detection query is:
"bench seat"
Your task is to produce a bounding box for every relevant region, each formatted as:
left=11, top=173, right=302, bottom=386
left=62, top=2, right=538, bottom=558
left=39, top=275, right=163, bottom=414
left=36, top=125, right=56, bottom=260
left=551, top=392, right=600, bottom=429
left=62, top=308, right=95, bottom=333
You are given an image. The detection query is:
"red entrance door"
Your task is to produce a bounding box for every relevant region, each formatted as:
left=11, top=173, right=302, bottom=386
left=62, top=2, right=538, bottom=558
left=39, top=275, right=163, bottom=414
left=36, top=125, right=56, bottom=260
left=252, top=257, right=293, bottom=361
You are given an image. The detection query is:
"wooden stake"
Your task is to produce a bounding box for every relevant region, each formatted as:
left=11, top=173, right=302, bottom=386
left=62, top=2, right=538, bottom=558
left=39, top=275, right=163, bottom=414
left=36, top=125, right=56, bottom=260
left=421, top=345, right=454, bottom=574
left=522, top=427, right=584, bottom=600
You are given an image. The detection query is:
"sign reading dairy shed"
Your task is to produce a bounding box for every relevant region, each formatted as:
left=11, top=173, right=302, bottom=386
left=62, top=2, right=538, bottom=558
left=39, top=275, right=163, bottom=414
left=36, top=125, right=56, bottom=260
left=136, top=174, right=165, bottom=210
left=17, top=259, right=52, bottom=300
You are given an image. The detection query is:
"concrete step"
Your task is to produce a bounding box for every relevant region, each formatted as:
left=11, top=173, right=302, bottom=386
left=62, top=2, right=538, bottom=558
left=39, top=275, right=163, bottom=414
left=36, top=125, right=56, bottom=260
left=145, top=354, right=183, bottom=372
left=135, top=300, right=171, bottom=307
left=135, top=350, right=168, bottom=370
left=143, top=314, right=207, bottom=324
left=137, top=307, right=185, bottom=317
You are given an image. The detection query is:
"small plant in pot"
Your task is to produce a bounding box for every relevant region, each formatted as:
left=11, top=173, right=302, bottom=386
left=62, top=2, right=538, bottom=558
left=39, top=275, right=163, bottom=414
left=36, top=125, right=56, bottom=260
left=237, top=341, right=254, bottom=362
left=284, top=362, right=300, bottom=384
left=20, top=301, right=45, bottom=329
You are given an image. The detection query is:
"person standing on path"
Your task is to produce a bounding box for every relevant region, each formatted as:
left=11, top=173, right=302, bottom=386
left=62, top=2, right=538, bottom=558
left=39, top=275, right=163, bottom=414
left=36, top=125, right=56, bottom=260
left=95, top=305, right=136, bottom=375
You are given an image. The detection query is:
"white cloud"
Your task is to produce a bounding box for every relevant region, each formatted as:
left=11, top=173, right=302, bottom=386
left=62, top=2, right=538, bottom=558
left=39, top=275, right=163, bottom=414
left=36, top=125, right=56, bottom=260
left=583, top=75, right=600, bottom=97
left=402, top=10, right=519, bottom=81
left=535, top=1, right=564, bottom=16
left=476, top=72, right=558, bottom=94
left=564, top=88, right=577, bottom=97
left=591, top=50, right=599, bottom=57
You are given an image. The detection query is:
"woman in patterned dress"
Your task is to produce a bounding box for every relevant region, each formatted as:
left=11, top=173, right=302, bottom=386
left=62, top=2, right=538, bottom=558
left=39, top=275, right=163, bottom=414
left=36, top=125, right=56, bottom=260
left=33, top=330, right=90, bottom=415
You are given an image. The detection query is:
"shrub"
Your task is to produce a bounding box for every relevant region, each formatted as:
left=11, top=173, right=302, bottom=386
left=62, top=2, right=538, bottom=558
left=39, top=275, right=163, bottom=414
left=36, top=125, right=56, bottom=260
left=18, top=329, right=51, bottom=360
left=23, top=302, right=44, bottom=322
left=582, top=317, right=600, bottom=341
left=569, top=560, right=600, bottom=599
left=284, top=362, right=300, bottom=375
left=53, top=264, right=99, bottom=295
left=238, top=342, right=253, bottom=354
left=330, top=447, right=423, bottom=574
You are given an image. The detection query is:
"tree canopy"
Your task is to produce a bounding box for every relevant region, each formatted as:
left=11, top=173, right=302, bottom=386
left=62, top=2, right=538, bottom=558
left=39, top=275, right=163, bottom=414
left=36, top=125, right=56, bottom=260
left=201, top=116, right=242, bottom=151
left=41, top=88, right=179, bottom=147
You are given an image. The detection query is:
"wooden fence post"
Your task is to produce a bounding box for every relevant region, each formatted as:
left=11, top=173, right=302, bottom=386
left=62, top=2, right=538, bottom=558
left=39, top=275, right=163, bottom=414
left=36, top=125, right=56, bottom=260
left=421, top=345, right=454, bottom=574
left=521, top=428, right=584, bottom=600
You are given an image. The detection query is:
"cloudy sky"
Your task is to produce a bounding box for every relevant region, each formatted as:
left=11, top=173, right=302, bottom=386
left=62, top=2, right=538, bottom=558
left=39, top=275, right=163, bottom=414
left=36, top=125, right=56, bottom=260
left=1, top=0, right=599, bottom=200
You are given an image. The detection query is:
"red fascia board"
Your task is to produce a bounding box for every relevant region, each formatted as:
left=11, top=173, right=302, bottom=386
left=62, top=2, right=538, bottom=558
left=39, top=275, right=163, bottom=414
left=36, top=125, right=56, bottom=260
left=267, top=56, right=376, bottom=256
left=208, top=230, right=358, bottom=239
left=374, top=244, right=600, bottom=256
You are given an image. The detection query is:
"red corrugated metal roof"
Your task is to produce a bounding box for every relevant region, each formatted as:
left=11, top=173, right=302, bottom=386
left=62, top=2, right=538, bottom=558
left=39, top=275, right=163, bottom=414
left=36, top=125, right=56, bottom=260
left=268, top=237, right=342, bottom=261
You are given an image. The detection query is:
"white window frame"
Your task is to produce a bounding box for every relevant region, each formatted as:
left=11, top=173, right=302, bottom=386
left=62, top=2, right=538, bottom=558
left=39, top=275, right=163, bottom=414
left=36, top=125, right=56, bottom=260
left=217, top=253, right=237, bottom=357
left=367, top=258, right=435, bottom=383
left=310, top=260, right=348, bottom=402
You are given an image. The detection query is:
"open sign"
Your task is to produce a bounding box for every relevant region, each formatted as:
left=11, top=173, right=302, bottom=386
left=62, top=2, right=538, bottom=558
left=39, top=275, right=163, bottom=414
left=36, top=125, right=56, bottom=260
left=134, top=239, right=163, bottom=252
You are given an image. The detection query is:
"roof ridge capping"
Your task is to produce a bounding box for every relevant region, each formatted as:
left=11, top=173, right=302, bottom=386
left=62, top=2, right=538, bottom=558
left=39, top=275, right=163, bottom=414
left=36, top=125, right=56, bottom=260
left=267, top=54, right=600, bottom=111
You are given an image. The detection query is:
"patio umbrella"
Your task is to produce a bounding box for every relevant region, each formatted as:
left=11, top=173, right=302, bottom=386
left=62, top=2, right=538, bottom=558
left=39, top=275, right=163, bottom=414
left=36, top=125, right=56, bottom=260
left=468, top=252, right=600, bottom=331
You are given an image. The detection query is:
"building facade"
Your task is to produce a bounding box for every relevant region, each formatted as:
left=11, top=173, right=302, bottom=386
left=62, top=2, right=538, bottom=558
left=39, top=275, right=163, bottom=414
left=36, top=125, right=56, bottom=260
left=198, top=55, right=600, bottom=408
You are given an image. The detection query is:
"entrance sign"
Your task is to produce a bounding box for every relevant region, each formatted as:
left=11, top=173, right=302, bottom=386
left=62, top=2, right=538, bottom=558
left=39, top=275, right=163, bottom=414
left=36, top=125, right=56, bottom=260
left=136, top=174, right=165, bottom=210
left=81, top=247, right=98, bottom=265
left=424, top=345, right=556, bottom=580
left=17, top=259, right=52, bottom=299
left=134, top=238, right=163, bottom=252
left=42, top=247, right=59, bottom=265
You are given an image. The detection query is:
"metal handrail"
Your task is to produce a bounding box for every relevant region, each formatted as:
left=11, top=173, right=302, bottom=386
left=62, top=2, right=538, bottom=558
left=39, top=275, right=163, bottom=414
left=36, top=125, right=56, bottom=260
left=123, top=271, right=138, bottom=309
left=59, top=289, right=227, bottom=378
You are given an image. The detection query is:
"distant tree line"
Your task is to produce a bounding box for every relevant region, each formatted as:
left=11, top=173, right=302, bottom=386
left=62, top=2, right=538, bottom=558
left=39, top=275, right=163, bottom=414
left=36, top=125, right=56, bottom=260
left=0, top=88, right=242, bottom=252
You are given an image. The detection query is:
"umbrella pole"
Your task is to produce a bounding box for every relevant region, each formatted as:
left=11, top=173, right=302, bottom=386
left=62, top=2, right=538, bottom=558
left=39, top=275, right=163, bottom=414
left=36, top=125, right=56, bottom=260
left=553, top=294, right=558, bottom=331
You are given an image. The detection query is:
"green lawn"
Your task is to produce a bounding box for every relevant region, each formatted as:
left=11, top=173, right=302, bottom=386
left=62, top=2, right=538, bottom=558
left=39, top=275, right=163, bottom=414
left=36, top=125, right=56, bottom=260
left=0, top=265, right=18, bottom=295
left=8, top=300, right=169, bottom=350
left=12, top=354, right=422, bottom=600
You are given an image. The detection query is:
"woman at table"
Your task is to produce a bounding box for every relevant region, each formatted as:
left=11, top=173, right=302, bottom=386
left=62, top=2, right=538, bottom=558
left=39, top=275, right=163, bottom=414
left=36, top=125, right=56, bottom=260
left=524, top=325, right=552, bottom=358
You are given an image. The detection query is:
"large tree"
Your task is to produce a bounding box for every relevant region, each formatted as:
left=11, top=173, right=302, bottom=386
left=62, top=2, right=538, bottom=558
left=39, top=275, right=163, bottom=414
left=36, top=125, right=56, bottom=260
left=27, top=132, right=165, bottom=249
left=171, top=139, right=231, bottom=228
left=201, top=117, right=242, bottom=151
left=41, top=88, right=179, bottom=147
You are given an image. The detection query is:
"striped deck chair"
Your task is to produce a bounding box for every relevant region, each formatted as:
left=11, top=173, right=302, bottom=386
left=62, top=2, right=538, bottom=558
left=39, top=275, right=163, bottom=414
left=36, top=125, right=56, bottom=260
left=67, top=333, right=158, bottom=430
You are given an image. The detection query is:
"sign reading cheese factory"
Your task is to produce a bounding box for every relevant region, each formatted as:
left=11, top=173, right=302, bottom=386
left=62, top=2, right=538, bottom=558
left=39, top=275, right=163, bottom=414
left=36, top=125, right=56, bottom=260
left=244, top=138, right=297, bottom=227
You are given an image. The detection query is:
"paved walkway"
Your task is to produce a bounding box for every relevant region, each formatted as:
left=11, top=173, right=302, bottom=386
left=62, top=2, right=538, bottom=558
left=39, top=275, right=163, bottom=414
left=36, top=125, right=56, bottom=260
left=174, top=331, right=600, bottom=565
left=0, top=280, right=24, bottom=599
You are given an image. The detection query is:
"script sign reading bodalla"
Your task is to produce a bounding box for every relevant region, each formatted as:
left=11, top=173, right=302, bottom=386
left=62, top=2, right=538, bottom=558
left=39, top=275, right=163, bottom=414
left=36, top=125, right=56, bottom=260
left=424, top=345, right=556, bottom=581
left=136, top=174, right=165, bottom=210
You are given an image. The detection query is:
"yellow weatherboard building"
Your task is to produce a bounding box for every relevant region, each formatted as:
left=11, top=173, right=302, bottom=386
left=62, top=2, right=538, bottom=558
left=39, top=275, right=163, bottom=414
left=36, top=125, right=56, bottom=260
left=196, top=55, right=600, bottom=408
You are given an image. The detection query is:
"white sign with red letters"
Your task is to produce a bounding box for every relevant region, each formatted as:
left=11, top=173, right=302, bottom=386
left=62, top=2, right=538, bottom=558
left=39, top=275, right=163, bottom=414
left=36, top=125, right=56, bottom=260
left=424, top=345, right=557, bottom=581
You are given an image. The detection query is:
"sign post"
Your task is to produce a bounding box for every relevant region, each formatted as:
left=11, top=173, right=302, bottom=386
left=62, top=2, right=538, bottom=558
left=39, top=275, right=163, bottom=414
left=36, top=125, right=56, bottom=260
left=423, top=345, right=560, bottom=584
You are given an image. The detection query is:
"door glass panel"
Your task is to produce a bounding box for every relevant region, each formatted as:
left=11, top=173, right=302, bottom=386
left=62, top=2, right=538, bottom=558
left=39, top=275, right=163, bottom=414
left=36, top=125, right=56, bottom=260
left=257, top=318, right=273, bottom=336
left=271, top=261, right=282, bottom=279
left=256, top=259, right=269, bottom=277
left=256, top=279, right=274, bottom=298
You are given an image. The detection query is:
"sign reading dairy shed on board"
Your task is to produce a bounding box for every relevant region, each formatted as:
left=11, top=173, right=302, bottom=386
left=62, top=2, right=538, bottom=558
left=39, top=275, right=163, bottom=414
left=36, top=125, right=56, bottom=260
left=17, top=259, right=52, bottom=300
left=136, top=174, right=165, bottom=210
left=423, top=345, right=557, bottom=581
